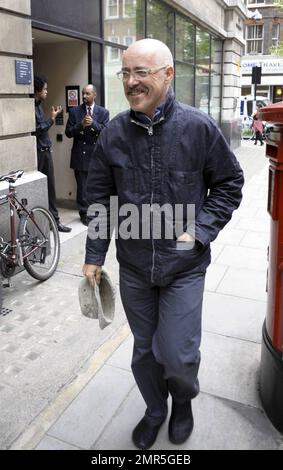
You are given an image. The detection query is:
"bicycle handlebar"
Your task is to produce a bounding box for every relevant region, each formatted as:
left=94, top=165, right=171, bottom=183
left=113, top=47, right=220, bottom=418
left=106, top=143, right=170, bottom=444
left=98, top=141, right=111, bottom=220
left=0, top=170, right=24, bottom=183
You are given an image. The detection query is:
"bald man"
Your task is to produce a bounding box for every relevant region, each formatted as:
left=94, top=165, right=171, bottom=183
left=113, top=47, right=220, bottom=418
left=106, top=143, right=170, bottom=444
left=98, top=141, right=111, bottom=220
left=65, top=84, right=109, bottom=225
left=83, top=39, right=244, bottom=449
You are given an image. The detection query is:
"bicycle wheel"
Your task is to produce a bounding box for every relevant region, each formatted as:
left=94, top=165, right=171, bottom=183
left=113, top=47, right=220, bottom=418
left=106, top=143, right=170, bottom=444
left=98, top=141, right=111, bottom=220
left=18, top=206, right=60, bottom=281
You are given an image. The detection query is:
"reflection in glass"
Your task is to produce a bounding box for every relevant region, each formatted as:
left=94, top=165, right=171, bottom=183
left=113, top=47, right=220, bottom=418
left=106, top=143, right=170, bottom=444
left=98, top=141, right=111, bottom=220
left=196, top=28, right=210, bottom=68
left=175, top=16, right=195, bottom=65
left=104, top=45, right=129, bottom=118
left=103, top=0, right=144, bottom=45
left=147, top=0, right=174, bottom=53
left=195, top=67, right=209, bottom=114
left=175, top=62, right=194, bottom=106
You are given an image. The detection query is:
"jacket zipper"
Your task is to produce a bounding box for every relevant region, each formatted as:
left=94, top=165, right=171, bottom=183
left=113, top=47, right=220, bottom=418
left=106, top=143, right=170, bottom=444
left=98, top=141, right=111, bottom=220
left=150, top=146, right=155, bottom=283
left=130, top=116, right=164, bottom=135
left=131, top=117, right=165, bottom=282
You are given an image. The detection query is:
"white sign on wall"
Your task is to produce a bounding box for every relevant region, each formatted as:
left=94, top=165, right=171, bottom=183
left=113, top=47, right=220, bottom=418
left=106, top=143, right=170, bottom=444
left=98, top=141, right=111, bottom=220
left=242, top=58, right=283, bottom=75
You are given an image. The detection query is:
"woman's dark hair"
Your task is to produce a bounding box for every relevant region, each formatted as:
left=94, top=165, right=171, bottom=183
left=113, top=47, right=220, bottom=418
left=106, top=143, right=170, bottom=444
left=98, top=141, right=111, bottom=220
left=34, top=74, right=48, bottom=92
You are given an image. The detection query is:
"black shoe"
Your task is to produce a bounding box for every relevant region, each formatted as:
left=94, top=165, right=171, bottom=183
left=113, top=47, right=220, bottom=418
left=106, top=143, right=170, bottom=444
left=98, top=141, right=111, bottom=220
left=132, top=417, right=165, bottom=450
left=80, top=216, right=88, bottom=226
left=168, top=400, right=194, bottom=445
left=57, top=222, right=72, bottom=233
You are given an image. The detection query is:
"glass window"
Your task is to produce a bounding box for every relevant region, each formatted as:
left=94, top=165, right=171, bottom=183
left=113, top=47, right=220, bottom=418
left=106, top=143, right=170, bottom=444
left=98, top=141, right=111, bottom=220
left=123, top=0, right=136, bottom=17
left=195, top=68, right=210, bottom=114
left=106, top=0, right=119, bottom=18
left=124, top=35, right=135, bottom=46
left=147, top=0, right=174, bottom=54
left=104, top=0, right=144, bottom=45
left=196, top=28, right=210, bottom=69
left=175, top=16, right=195, bottom=65
left=272, top=23, right=280, bottom=47
left=107, top=37, right=121, bottom=61
left=195, top=29, right=210, bottom=114
left=175, top=62, right=194, bottom=106
left=104, top=45, right=129, bottom=118
left=246, top=25, right=263, bottom=54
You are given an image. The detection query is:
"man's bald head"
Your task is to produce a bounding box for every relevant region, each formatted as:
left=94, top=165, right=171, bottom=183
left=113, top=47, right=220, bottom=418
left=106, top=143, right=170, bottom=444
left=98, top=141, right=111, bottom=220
left=121, top=39, right=174, bottom=119
left=123, top=39, right=173, bottom=67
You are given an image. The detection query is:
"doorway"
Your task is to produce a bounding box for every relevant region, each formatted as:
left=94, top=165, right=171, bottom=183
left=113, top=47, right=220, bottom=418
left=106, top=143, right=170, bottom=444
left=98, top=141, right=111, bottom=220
left=32, top=29, right=88, bottom=207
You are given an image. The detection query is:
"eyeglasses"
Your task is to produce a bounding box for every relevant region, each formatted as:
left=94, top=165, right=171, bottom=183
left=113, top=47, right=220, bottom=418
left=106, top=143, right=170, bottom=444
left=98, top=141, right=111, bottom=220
left=116, top=66, right=168, bottom=82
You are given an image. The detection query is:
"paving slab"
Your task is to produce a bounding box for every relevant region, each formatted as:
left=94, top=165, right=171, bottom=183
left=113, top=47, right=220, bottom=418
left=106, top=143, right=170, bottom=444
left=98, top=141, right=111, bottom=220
left=200, top=331, right=262, bottom=408
left=216, top=266, right=267, bottom=302
left=43, top=364, right=135, bottom=449
left=94, top=387, right=283, bottom=450
left=203, top=291, right=265, bottom=343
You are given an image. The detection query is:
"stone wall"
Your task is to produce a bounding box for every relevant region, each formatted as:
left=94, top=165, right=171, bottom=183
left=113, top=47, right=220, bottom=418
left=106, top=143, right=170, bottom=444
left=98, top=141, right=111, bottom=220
left=0, top=1, right=47, bottom=246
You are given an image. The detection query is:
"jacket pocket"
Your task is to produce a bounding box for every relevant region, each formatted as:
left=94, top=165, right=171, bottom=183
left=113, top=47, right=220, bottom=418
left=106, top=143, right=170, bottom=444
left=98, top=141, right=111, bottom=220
left=112, top=166, right=138, bottom=204
left=163, top=169, right=201, bottom=204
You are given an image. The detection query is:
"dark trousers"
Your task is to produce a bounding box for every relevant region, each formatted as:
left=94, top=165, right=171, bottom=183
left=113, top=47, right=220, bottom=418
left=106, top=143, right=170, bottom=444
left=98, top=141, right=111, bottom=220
left=119, top=266, right=206, bottom=425
left=255, top=131, right=264, bottom=145
left=74, top=170, right=88, bottom=218
left=37, top=150, right=59, bottom=223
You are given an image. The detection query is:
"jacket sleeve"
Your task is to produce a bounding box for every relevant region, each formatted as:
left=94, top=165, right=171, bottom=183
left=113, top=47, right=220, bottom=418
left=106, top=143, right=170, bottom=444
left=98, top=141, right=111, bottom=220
left=91, top=108, right=110, bottom=133
left=85, top=140, right=116, bottom=265
left=188, top=127, right=244, bottom=246
left=65, top=108, right=83, bottom=138
left=35, top=108, right=53, bottom=136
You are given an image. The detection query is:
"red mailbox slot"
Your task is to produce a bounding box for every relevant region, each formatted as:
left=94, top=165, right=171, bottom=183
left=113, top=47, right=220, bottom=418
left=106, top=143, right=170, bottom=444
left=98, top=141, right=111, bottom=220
left=258, top=101, right=283, bottom=433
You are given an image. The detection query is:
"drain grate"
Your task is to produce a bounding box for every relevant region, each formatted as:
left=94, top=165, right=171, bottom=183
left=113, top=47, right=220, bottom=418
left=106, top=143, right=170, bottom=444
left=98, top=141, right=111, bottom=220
left=0, top=307, right=13, bottom=316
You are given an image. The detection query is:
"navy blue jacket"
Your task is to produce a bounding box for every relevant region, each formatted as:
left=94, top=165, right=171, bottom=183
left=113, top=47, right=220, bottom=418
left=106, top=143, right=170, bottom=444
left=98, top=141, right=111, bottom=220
left=85, top=90, right=244, bottom=282
left=65, top=103, right=109, bottom=171
left=34, top=100, right=53, bottom=150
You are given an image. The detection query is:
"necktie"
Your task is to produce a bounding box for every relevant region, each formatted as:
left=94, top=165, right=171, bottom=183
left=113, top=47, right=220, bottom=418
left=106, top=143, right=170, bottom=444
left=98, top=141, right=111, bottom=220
left=87, top=106, right=92, bottom=116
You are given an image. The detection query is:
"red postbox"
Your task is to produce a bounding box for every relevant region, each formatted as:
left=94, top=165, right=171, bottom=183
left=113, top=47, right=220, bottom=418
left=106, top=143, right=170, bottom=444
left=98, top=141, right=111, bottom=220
left=258, top=102, right=283, bottom=433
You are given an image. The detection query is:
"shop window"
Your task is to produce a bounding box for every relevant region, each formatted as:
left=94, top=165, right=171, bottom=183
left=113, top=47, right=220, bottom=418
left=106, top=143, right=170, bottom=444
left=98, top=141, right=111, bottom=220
left=274, top=86, right=283, bottom=103
left=246, top=24, right=263, bottom=54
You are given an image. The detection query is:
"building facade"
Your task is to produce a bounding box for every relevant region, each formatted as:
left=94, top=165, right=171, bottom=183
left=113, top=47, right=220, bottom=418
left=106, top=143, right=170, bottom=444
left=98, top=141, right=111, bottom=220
left=0, top=0, right=247, bottom=215
left=241, top=0, right=283, bottom=102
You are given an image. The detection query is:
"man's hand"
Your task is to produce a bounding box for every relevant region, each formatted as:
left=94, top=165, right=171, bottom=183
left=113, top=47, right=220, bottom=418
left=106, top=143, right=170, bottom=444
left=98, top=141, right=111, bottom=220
left=82, top=264, right=102, bottom=287
left=50, top=105, right=62, bottom=121
left=82, top=114, right=93, bottom=129
left=177, top=232, right=195, bottom=242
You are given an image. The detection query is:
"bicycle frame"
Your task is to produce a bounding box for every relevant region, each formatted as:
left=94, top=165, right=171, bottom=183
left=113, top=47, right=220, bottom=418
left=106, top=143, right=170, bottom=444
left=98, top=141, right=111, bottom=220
left=0, top=183, right=48, bottom=268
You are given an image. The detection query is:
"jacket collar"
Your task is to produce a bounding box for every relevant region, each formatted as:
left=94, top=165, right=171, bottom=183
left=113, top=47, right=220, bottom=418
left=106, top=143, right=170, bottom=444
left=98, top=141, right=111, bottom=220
left=130, top=87, right=175, bottom=125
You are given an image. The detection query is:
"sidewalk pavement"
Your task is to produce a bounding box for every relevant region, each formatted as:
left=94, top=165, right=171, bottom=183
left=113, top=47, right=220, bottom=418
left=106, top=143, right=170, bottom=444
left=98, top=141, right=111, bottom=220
left=8, top=141, right=283, bottom=450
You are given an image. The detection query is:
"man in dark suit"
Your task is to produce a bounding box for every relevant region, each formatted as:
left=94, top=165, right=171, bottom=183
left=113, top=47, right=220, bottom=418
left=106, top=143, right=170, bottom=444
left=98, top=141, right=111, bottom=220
left=65, top=84, right=109, bottom=225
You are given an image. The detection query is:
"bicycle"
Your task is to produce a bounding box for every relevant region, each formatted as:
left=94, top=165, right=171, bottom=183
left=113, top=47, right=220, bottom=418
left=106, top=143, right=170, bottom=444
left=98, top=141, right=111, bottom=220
left=0, top=170, right=60, bottom=311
